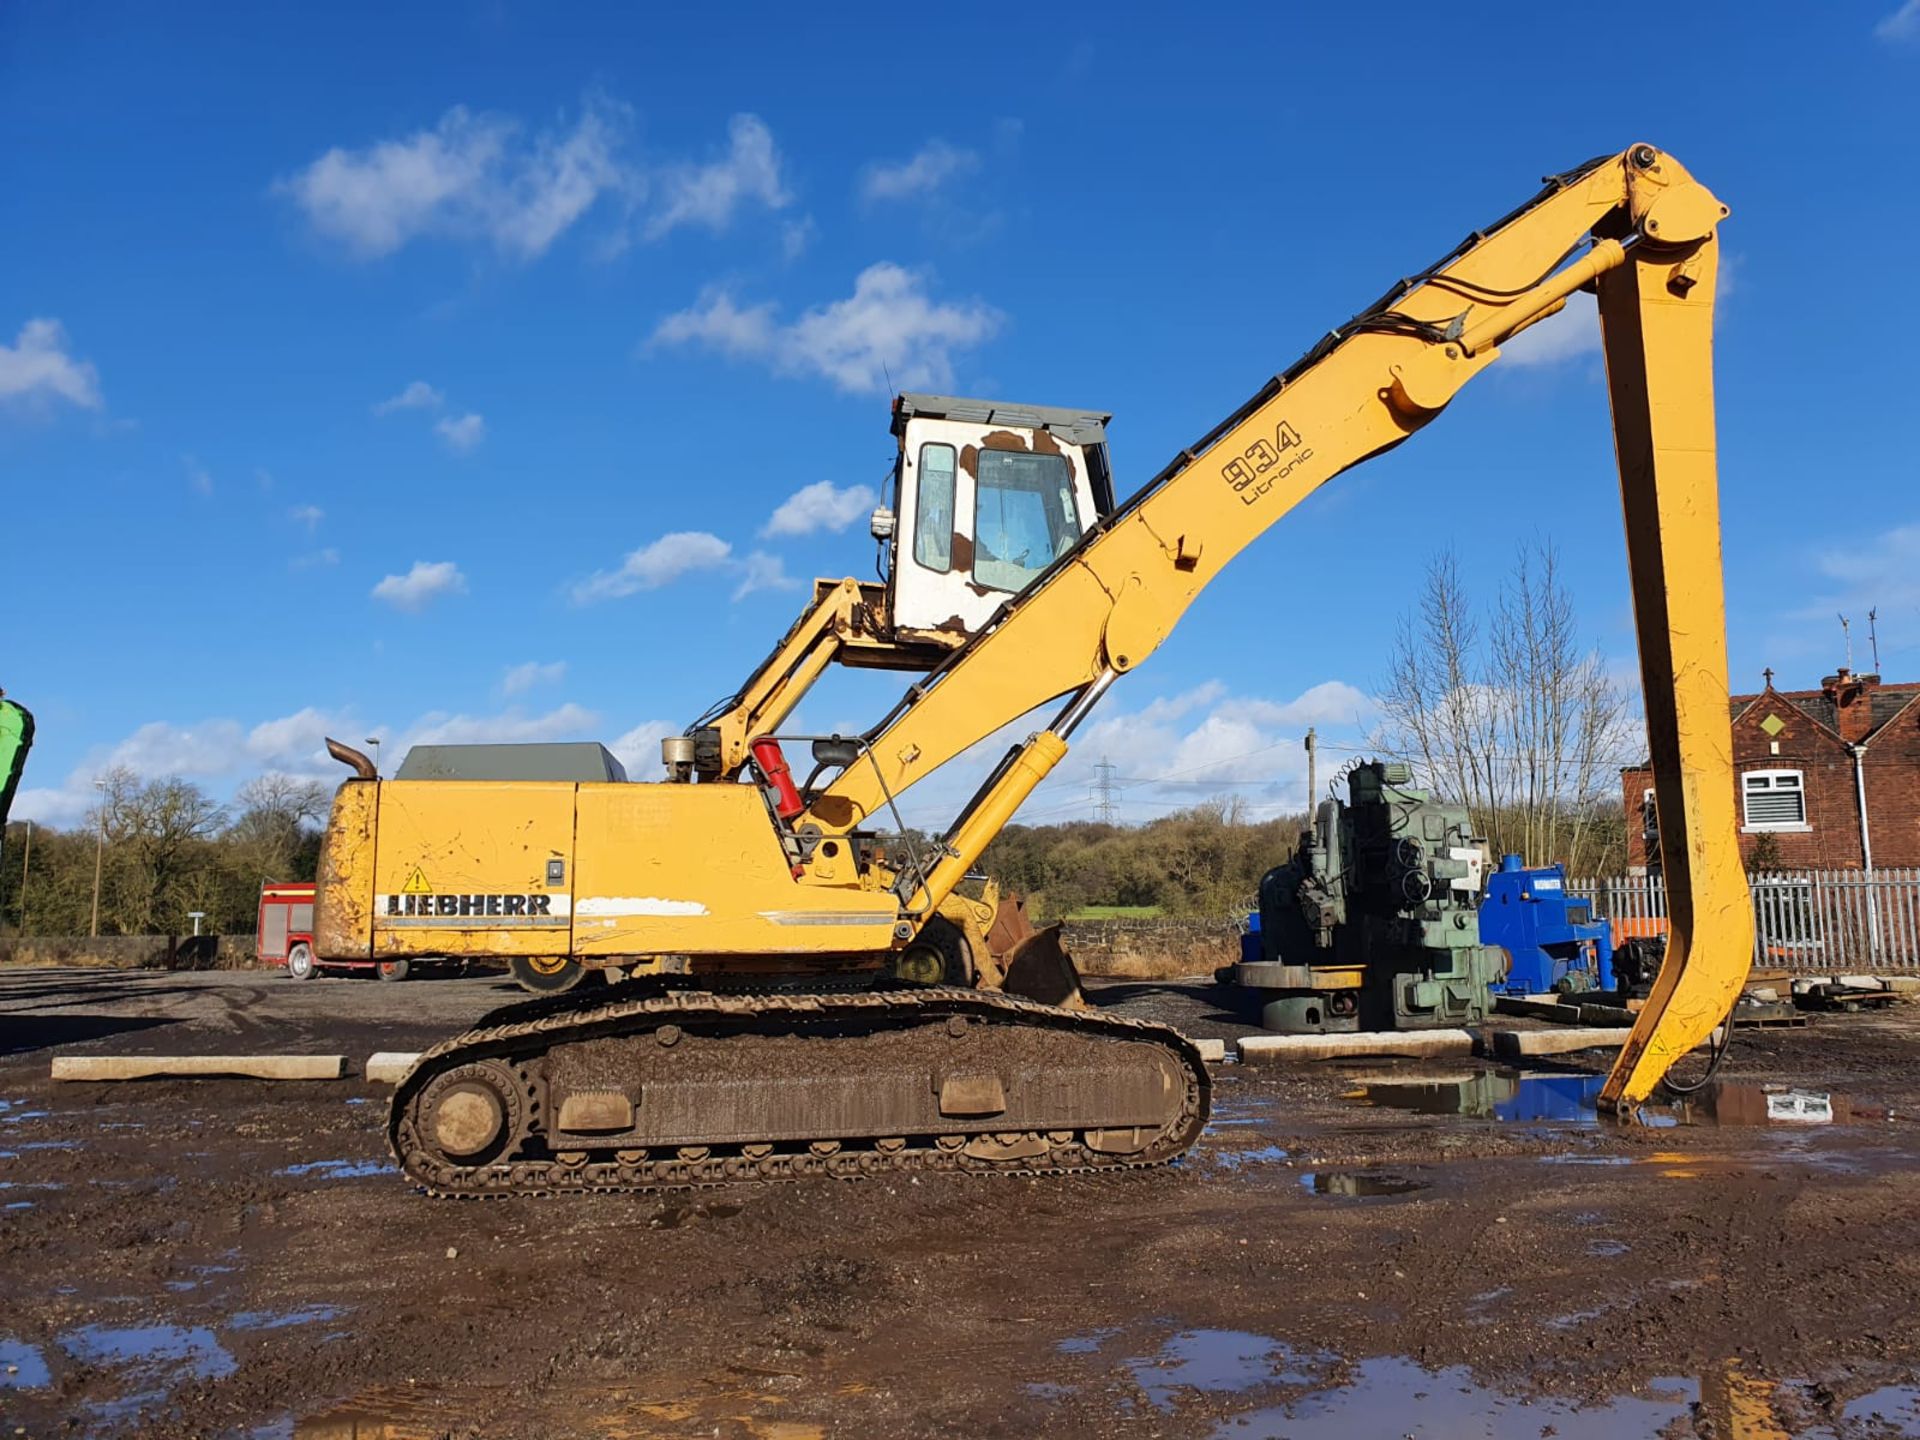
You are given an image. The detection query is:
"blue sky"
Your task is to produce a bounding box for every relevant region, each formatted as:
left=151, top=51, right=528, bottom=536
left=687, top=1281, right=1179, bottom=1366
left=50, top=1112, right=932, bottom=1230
left=5, top=2, right=1919, bottom=830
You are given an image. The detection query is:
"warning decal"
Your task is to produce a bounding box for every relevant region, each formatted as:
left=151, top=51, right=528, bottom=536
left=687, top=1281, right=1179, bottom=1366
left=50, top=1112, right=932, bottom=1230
left=401, top=868, right=433, bottom=895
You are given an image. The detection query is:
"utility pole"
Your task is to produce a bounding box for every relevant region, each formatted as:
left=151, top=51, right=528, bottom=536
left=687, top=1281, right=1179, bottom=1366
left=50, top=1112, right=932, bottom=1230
left=17, top=818, right=29, bottom=932
left=1092, top=758, right=1120, bottom=824
left=90, top=778, right=106, bottom=940
left=1305, top=728, right=1317, bottom=812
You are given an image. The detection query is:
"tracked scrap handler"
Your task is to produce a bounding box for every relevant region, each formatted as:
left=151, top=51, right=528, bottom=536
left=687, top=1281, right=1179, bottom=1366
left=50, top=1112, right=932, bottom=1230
left=316, top=145, right=1753, bottom=1196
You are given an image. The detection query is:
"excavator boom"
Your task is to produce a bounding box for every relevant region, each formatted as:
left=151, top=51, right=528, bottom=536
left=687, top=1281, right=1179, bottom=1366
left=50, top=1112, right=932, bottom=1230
left=786, top=145, right=1750, bottom=1106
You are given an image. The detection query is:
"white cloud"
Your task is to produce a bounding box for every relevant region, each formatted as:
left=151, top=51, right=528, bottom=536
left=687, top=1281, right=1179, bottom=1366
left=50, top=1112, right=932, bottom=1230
left=609, top=719, right=678, bottom=779
left=781, top=216, right=816, bottom=261
left=860, top=140, right=978, bottom=203
left=402, top=702, right=600, bottom=749
left=1499, top=290, right=1602, bottom=369
left=435, top=412, right=486, bottom=452
left=278, top=99, right=636, bottom=261
left=502, top=659, right=568, bottom=695
left=372, top=559, right=468, bottom=611
left=0, top=318, right=102, bottom=410
left=374, top=380, right=444, bottom=415
left=12, top=699, right=639, bottom=826
left=1805, top=523, right=1920, bottom=620
left=732, top=551, right=799, bottom=601
left=290, top=503, right=324, bottom=532
left=879, top=678, right=1381, bottom=828
left=184, top=456, right=214, bottom=496
left=761, top=480, right=878, bottom=538
left=644, top=114, right=789, bottom=240
left=573, top=531, right=732, bottom=603
left=651, top=262, right=1002, bottom=395
left=291, top=547, right=340, bottom=570
left=1877, top=0, right=1920, bottom=39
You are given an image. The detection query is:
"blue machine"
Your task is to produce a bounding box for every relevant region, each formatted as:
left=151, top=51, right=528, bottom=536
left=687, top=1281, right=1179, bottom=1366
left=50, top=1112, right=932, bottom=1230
left=1479, top=855, right=1616, bottom=995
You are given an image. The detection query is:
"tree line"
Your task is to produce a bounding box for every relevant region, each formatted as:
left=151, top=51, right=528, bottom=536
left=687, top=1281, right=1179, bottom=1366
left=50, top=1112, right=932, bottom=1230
left=1, top=768, right=326, bottom=938
left=979, top=799, right=1307, bottom=920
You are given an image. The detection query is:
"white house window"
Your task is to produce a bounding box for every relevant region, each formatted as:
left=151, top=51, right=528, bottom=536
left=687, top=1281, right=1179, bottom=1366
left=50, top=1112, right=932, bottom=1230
left=1742, top=770, right=1807, bottom=830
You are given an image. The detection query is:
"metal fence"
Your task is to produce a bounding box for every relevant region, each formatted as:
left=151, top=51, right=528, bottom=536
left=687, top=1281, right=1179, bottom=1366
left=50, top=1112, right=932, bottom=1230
left=1568, top=870, right=1920, bottom=973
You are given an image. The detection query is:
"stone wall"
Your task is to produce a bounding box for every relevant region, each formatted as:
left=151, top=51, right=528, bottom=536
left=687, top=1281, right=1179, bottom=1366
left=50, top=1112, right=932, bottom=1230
left=1059, top=918, right=1242, bottom=980
left=0, top=934, right=257, bottom=971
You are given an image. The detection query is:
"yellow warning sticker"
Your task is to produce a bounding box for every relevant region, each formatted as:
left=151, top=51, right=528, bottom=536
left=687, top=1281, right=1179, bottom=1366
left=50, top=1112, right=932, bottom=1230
left=401, top=867, right=433, bottom=896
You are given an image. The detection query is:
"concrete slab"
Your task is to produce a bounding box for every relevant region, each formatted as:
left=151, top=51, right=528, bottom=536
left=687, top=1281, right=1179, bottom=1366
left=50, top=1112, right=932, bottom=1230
left=1489, top=1026, right=1720, bottom=1059
left=1493, top=996, right=1580, bottom=1023
left=51, top=1054, right=346, bottom=1082
left=1235, top=1029, right=1475, bottom=1064
left=365, top=1052, right=422, bottom=1084
left=1490, top=1027, right=1635, bottom=1059
left=1188, top=1037, right=1228, bottom=1064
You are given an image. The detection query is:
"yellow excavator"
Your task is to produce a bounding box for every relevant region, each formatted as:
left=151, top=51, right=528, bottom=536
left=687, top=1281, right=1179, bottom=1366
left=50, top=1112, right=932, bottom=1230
left=315, top=145, right=1753, bottom=1195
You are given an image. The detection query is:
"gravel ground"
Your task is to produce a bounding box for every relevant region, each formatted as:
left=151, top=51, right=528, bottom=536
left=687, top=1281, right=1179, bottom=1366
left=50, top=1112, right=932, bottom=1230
left=1, top=966, right=1917, bottom=1439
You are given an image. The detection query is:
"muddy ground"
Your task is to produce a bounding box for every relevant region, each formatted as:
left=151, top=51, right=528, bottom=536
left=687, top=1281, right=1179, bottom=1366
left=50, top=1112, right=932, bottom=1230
left=2, top=967, right=1918, bottom=1439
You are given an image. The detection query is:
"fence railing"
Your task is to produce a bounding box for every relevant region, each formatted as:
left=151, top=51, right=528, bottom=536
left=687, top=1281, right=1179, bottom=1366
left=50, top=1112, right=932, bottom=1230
left=1568, top=869, right=1920, bottom=973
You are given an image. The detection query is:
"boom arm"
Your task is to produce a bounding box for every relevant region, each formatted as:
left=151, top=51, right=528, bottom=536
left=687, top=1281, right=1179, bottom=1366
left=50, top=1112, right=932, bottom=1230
left=795, top=145, right=1749, bottom=1106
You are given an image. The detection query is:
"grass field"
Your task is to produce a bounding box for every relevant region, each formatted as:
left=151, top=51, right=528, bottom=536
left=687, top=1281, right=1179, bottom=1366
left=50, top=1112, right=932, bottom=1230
left=1063, top=905, right=1166, bottom=920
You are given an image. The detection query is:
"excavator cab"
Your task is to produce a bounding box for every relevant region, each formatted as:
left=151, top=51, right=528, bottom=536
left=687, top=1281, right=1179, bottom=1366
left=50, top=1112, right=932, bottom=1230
left=876, top=393, right=1115, bottom=642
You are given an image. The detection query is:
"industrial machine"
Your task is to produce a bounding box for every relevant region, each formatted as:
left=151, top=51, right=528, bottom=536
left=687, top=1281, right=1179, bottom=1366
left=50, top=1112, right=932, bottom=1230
left=1480, top=856, right=1617, bottom=995
left=0, top=690, right=31, bottom=830
left=315, top=145, right=1754, bottom=1196
left=1233, top=762, right=1506, bottom=1033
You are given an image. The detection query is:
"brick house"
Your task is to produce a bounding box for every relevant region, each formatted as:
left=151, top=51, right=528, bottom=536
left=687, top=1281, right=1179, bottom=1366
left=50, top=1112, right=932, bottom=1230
left=1622, top=666, right=1920, bottom=874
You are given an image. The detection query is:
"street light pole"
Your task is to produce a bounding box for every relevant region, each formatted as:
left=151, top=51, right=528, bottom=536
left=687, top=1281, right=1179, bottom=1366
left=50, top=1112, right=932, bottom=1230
left=90, top=778, right=106, bottom=940
left=18, top=818, right=30, bottom=931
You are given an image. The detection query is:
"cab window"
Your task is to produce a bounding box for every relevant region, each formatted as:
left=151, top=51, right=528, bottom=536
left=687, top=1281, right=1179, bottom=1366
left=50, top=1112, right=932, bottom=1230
left=973, top=450, right=1079, bottom=593
left=913, top=444, right=956, bottom=572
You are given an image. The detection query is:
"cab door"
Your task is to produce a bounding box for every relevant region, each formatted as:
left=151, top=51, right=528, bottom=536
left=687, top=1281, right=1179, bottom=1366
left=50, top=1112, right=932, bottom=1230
left=892, top=418, right=1098, bottom=640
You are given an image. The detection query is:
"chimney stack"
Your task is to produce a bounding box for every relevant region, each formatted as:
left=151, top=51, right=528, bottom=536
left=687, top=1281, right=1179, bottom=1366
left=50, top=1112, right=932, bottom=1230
left=1821, top=665, right=1879, bottom=744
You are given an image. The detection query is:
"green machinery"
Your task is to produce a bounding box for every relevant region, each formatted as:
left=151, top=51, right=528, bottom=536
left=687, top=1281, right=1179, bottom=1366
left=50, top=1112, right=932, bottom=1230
left=1232, top=761, right=1506, bottom=1033
left=0, top=692, right=32, bottom=830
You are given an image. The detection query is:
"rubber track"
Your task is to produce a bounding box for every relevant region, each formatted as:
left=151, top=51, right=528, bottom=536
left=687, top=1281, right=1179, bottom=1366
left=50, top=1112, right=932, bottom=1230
left=390, top=986, right=1211, bottom=1198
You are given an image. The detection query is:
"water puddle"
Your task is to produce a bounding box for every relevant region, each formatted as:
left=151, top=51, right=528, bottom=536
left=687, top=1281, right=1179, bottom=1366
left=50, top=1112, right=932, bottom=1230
left=648, top=1199, right=744, bottom=1229
left=1840, top=1382, right=1920, bottom=1431
left=280, top=1158, right=394, bottom=1180
left=1213, top=1144, right=1289, bottom=1170
left=1353, top=1071, right=1879, bottom=1130
left=1213, top=1357, right=1696, bottom=1438
left=1058, top=1326, right=1120, bottom=1355
left=1, top=1338, right=52, bottom=1388
left=1587, top=1238, right=1630, bottom=1257
left=229, top=1305, right=346, bottom=1331
left=58, top=1322, right=237, bottom=1422
left=1299, top=1170, right=1427, bottom=1198
left=1128, top=1330, right=1332, bottom=1410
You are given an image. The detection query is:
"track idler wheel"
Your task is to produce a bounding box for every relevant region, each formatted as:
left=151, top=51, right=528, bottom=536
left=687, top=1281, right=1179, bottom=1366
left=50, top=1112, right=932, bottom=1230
left=413, top=1060, right=529, bottom=1169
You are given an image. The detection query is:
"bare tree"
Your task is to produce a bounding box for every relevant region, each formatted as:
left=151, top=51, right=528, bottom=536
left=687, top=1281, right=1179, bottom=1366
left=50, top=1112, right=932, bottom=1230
left=1379, top=541, right=1632, bottom=874
left=92, top=768, right=229, bottom=933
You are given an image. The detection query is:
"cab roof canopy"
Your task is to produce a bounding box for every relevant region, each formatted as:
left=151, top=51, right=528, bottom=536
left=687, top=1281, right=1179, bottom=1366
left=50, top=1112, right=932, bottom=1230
left=395, top=742, right=630, bottom=783
left=892, top=392, right=1111, bottom=449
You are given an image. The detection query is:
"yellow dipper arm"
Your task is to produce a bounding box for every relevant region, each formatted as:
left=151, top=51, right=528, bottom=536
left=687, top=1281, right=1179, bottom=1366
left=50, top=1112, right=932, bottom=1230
left=812, top=145, right=1748, bottom=1104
